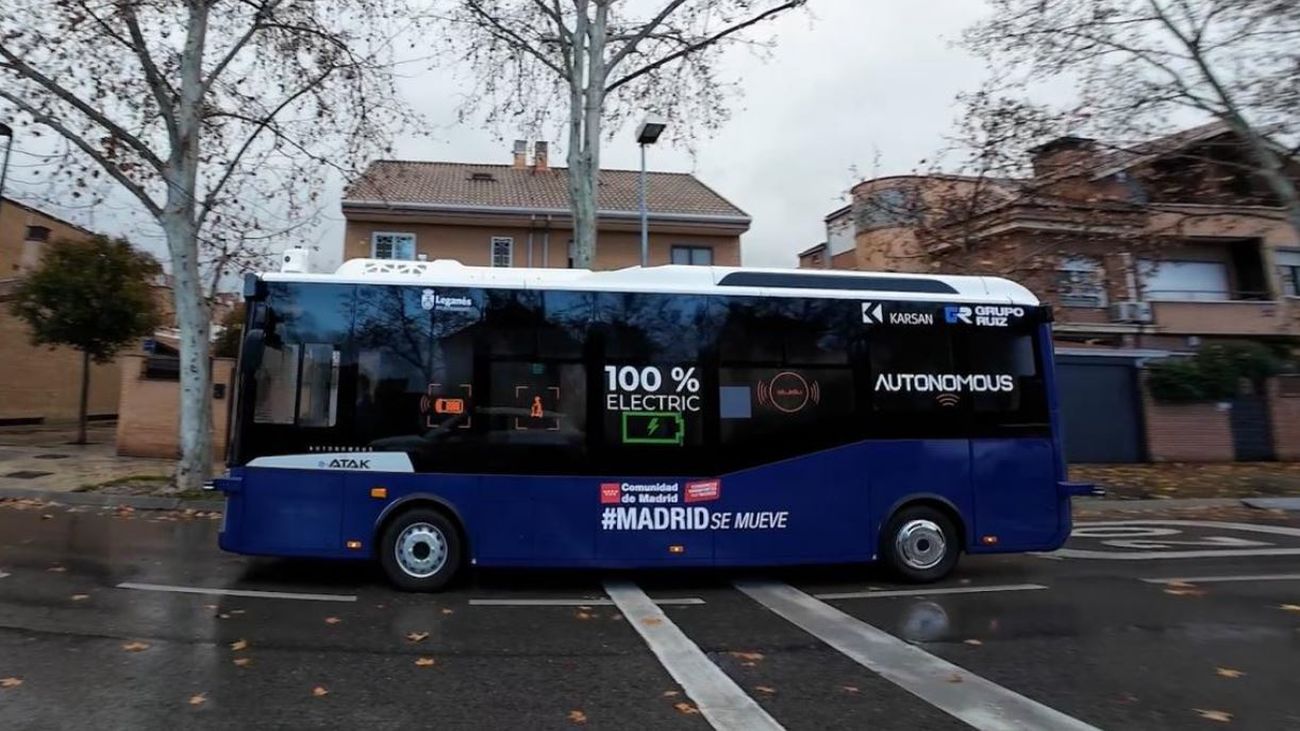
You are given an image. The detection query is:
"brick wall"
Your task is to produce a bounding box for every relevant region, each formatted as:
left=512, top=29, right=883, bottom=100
left=0, top=307, right=122, bottom=423
left=1140, top=374, right=1236, bottom=462
left=116, top=355, right=235, bottom=459
left=1269, top=377, right=1300, bottom=461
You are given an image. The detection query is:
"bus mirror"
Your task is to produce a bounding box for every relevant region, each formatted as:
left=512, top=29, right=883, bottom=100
left=240, top=329, right=265, bottom=374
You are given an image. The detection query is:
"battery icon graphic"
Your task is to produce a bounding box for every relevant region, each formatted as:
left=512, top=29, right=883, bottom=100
left=621, top=411, right=685, bottom=445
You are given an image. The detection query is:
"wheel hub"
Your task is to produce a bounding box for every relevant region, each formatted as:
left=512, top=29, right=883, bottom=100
left=395, top=522, right=448, bottom=578
left=895, top=519, right=947, bottom=571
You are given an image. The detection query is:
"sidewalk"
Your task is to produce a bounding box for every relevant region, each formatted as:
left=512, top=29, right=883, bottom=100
left=1070, top=462, right=1300, bottom=501
left=0, top=427, right=172, bottom=494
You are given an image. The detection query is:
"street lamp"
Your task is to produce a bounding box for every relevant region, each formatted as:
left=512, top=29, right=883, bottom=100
left=0, top=123, right=12, bottom=224
left=635, top=113, right=666, bottom=267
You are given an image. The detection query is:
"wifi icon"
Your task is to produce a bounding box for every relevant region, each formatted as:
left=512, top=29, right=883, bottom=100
left=935, top=392, right=960, bottom=408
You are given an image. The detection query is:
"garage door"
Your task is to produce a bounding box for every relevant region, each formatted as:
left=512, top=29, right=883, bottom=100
left=1055, top=355, right=1145, bottom=463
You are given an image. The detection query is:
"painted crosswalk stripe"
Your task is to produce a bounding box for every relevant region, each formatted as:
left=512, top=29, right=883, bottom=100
left=469, top=597, right=704, bottom=607
left=814, top=583, right=1047, bottom=600
left=604, top=580, right=783, bottom=731
left=116, top=581, right=356, bottom=602
left=737, top=580, right=1099, bottom=731
left=1140, top=573, right=1300, bottom=584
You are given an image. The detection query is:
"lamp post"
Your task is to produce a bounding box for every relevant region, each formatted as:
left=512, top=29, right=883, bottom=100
left=634, top=114, right=666, bottom=267
left=0, top=123, right=12, bottom=223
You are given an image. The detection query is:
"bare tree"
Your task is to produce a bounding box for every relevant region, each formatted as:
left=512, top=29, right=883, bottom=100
left=0, top=0, right=414, bottom=490
left=445, top=0, right=806, bottom=268
left=961, top=0, right=1300, bottom=239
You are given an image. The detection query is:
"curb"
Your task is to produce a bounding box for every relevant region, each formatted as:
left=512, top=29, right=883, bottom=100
left=0, top=486, right=224, bottom=512
left=1072, top=497, right=1247, bottom=513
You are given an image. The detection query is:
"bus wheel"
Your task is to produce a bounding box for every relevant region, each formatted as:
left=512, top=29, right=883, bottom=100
left=881, top=505, right=960, bottom=583
left=380, top=508, right=462, bottom=592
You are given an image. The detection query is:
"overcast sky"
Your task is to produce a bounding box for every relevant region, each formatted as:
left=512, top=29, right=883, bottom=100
left=4, top=0, right=997, bottom=273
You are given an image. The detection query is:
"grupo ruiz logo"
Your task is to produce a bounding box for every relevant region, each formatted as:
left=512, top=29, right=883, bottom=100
left=421, top=288, right=475, bottom=312
left=944, top=305, right=1023, bottom=327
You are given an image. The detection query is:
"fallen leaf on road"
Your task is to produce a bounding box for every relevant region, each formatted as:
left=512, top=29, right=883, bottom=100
left=755, top=685, right=776, bottom=694
left=575, top=612, right=592, bottom=620
left=1164, top=588, right=1206, bottom=597
left=1193, top=708, right=1232, bottom=722
left=1166, top=580, right=1196, bottom=588
left=947, top=673, right=964, bottom=683
left=662, top=690, right=679, bottom=697
left=441, top=608, right=454, bottom=615
left=841, top=686, right=859, bottom=693
left=47, top=566, right=66, bottom=573
left=578, top=605, right=592, bottom=611
left=41, top=514, right=52, bottom=520
left=729, top=651, right=764, bottom=662
left=71, top=594, right=89, bottom=601
left=1280, top=604, right=1300, bottom=613
left=0, top=677, right=22, bottom=689
left=1216, top=668, right=1245, bottom=679
left=414, top=657, right=435, bottom=667
left=312, top=686, right=329, bottom=697
left=188, top=693, right=206, bottom=706
left=963, top=639, right=983, bottom=646
left=204, top=604, right=219, bottom=610
left=641, top=617, right=662, bottom=626
left=218, top=613, right=231, bottom=620
left=232, top=658, right=251, bottom=668
left=674, top=702, right=700, bottom=715
left=406, top=632, right=429, bottom=642
left=568, top=710, right=588, bottom=724
left=230, top=639, right=248, bottom=651
left=229, top=610, right=245, bottom=615
left=324, top=617, right=341, bottom=625
left=610, top=613, right=623, bottom=621
left=122, top=641, right=150, bottom=652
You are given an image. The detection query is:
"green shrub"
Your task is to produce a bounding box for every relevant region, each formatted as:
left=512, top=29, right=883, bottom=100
left=1145, top=341, right=1284, bottom=403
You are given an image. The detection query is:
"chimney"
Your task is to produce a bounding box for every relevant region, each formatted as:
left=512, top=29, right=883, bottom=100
left=512, top=139, right=527, bottom=169
left=1029, top=135, right=1098, bottom=178
left=533, top=141, right=549, bottom=171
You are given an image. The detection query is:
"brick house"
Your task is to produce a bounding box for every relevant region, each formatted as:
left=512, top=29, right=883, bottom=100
left=0, top=197, right=122, bottom=426
left=341, top=141, right=750, bottom=269
left=801, top=123, right=1300, bottom=463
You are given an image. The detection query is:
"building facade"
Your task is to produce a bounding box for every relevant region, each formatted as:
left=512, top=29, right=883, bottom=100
left=0, top=198, right=122, bottom=425
left=341, top=142, right=750, bottom=270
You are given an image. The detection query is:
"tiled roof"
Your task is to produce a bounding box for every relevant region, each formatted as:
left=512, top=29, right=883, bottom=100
left=343, top=161, right=749, bottom=220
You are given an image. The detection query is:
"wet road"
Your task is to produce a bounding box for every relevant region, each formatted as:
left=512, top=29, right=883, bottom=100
left=2, top=500, right=1300, bottom=729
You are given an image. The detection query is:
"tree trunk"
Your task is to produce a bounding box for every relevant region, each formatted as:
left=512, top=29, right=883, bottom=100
left=76, top=350, right=90, bottom=445
left=162, top=214, right=214, bottom=491
left=567, top=6, right=595, bottom=270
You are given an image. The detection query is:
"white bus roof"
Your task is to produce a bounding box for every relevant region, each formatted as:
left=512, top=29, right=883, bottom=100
left=261, top=258, right=1039, bottom=306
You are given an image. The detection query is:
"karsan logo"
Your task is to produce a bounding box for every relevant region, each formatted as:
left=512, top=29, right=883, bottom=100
left=862, top=301, right=933, bottom=326
left=322, top=457, right=371, bottom=469
left=421, top=288, right=475, bottom=312
left=944, top=305, right=1024, bottom=327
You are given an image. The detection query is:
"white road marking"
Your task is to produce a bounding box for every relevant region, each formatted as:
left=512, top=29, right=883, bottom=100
left=814, top=583, right=1047, bottom=600
left=737, top=580, right=1099, bottom=731
left=0, top=571, right=9, bottom=579
left=1056, top=520, right=1300, bottom=560
left=116, top=581, right=357, bottom=602
left=604, top=580, right=783, bottom=731
left=469, top=597, right=704, bottom=607
left=1140, top=573, right=1300, bottom=585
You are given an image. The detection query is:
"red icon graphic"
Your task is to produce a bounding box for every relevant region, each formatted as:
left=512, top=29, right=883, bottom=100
left=435, top=398, right=465, bottom=414
left=600, top=483, right=621, bottom=504
left=685, top=480, right=721, bottom=503
left=530, top=396, right=544, bottom=418
left=421, top=384, right=473, bottom=428
left=756, top=371, right=820, bottom=414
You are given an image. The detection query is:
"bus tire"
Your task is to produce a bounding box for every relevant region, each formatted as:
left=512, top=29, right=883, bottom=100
left=379, top=508, right=462, bottom=592
left=881, top=505, right=960, bottom=583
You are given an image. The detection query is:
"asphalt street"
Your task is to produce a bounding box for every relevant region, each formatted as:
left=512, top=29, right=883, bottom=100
left=2, top=500, right=1299, bottom=730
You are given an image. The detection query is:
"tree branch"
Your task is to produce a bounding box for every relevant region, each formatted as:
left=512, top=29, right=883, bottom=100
left=464, top=0, right=568, bottom=77
left=115, top=0, right=179, bottom=141
left=604, top=0, right=690, bottom=70
left=605, top=1, right=803, bottom=93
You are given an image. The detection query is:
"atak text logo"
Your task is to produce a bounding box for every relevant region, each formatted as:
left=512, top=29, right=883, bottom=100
left=943, top=305, right=1023, bottom=327
left=321, top=457, right=371, bottom=469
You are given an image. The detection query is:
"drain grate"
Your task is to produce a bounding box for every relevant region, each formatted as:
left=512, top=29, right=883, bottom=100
left=4, top=470, right=53, bottom=479
left=32, top=454, right=71, bottom=460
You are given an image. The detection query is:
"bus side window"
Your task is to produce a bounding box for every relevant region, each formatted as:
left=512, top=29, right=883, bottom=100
left=253, top=343, right=300, bottom=424
left=253, top=342, right=340, bottom=427
left=298, top=344, right=341, bottom=428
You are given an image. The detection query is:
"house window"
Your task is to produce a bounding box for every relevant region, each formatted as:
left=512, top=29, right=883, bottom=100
left=671, top=245, right=713, bottom=266
left=855, top=187, right=922, bottom=231
left=491, top=237, right=514, bottom=267
left=1056, top=256, right=1107, bottom=308
left=24, top=225, right=51, bottom=242
left=1139, top=259, right=1231, bottom=301
left=371, top=232, right=416, bottom=260
left=1277, top=250, right=1300, bottom=297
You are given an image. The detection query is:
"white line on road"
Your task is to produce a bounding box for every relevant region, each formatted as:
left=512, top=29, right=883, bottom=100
left=0, top=571, right=9, bottom=579
left=469, top=597, right=705, bottom=607
left=1056, top=520, right=1300, bottom=560
left=737, top=580, right=1099, bottom=731
left=814, top=583, right=1047, bottom=600
left=116, top=581, right=357, bottom=603
left=1140, top=573, right=1300, bottom=585
left=605, top=580, right=783, bottom=731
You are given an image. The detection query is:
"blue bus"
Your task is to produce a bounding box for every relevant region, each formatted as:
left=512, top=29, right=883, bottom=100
left=213, top=257, right=1093, bottom=590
